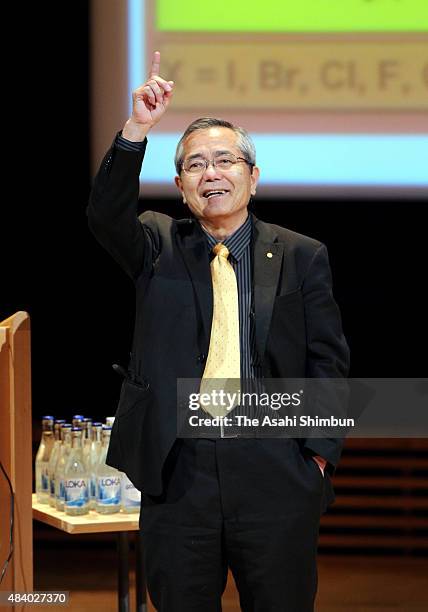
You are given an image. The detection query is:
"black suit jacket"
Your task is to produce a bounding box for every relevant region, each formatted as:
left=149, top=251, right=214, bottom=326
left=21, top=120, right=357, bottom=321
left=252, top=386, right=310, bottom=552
left=87, top=137, right=350, bottom=511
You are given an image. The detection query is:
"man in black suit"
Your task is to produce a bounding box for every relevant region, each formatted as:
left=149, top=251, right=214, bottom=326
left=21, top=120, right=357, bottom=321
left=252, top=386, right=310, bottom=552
left=88, top=52, right=350, bottom=611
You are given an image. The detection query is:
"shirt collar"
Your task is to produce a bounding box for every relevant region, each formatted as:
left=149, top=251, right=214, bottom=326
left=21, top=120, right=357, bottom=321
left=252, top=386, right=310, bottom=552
left=200, top=213, right=252, bottom=262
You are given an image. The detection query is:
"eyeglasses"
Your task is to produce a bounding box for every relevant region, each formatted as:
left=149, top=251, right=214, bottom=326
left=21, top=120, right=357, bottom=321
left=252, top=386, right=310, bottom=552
left=181, top=153, right=251, bottom=175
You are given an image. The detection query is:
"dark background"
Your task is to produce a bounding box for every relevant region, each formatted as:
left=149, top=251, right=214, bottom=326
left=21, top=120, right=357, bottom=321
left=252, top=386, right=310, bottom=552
left=2, top=2, right=427, bottom=425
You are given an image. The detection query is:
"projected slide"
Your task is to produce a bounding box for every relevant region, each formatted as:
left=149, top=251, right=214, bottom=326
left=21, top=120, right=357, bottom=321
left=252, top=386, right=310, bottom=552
left=95, top=1, right=428, bottom=194
left=149, top=0, right=427, bottom=114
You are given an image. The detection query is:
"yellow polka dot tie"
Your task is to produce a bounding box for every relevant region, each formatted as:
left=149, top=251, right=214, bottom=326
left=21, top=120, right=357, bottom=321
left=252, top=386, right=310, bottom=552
left=200, top=243, right=241, bottom=418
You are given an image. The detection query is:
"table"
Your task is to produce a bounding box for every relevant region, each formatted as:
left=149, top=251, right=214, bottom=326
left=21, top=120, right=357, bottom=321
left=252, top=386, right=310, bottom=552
left=32, top=494, right=147, bottom=612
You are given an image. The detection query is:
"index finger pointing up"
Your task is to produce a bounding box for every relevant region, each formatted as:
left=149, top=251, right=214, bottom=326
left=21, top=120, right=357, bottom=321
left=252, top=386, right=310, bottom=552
left=150, top=50, right=161, bottom=77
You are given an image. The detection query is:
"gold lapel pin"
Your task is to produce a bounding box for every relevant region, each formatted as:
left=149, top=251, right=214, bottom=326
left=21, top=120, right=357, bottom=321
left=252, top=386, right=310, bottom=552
left=266, top=252, right=273, bottom=258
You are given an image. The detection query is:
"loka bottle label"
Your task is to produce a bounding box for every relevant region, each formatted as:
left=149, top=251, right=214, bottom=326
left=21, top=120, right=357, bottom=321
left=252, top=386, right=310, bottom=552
left=98, top=476, right=121, bottom=505
left=59, top=478, right=66, bottom=501
left=41, top=466, right=50, bottom=493
left=121, top=475, right=141, bottom=506
left=64, top=478, right=89, bottom=507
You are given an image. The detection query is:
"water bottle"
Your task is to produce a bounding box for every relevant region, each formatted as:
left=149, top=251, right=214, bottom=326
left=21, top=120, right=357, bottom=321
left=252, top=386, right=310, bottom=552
left=89, top=422, right=103, bottom=509
left=35, top=416, right=55, bottom=503
left=64, top=427, right=90, bottom=515
left=120, top=473, right=141, bottom=514
left=82, top=417, right=93, bottom=471
left=72, top=414, right=84, bottom=428
left=55, top=424, right=72, bottom=511
left=48, top=419, right=65, bottom=507
left=95, top=426, right=121, bottom=514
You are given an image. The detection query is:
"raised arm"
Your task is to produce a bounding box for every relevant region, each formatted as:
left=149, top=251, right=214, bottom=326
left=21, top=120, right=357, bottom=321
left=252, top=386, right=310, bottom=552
left=122, top=50, right=174, bottom=141
left=87, top=51, right=174, bottom=281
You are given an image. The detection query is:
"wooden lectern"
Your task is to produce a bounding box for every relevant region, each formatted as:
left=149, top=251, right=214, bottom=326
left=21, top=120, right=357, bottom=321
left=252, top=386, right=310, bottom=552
left=0, top=312, right=33, bottom=600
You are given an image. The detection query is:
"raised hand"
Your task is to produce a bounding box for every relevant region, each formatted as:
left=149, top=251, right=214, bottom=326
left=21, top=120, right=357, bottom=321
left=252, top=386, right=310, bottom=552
left=123, top=51, right=174, bottom=140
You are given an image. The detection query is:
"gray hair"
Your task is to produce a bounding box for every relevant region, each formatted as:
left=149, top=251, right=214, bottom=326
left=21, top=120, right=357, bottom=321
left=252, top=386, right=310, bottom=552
left=174, top=117, right=256, bottom=175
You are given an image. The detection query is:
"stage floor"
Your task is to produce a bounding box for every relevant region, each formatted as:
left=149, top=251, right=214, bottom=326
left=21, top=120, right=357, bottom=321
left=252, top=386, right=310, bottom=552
left=33, top=540, right=428, bottom=612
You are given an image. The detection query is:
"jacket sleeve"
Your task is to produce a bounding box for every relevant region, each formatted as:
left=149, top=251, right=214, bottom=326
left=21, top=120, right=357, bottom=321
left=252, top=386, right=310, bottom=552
left=86, top=134, right=158, bottom=282
left=301, top=243, right=350, bottom=474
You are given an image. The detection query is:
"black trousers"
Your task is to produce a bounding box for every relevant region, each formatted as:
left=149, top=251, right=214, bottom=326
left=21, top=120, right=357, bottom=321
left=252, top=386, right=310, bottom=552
left=139, top=437, right=325, bottom=612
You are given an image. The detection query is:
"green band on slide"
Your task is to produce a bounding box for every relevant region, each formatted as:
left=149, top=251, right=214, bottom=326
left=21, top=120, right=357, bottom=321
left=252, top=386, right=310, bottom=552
left=156, top=0, right=428, bottom=32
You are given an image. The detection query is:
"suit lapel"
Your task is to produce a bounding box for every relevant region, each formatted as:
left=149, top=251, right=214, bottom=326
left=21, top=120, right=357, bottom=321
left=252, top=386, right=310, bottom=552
left=251, top=214, right=284, bottom=362
left=176, top=220, right=213, bottom=351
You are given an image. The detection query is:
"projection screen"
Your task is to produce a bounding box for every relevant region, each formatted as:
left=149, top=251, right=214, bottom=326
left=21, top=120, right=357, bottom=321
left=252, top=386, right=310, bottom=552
left=91, top=0, right=428, bottom=197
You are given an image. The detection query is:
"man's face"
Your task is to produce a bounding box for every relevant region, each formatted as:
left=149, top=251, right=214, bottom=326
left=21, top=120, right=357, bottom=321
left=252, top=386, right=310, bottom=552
left=175, top=127, right=260, bottom=223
